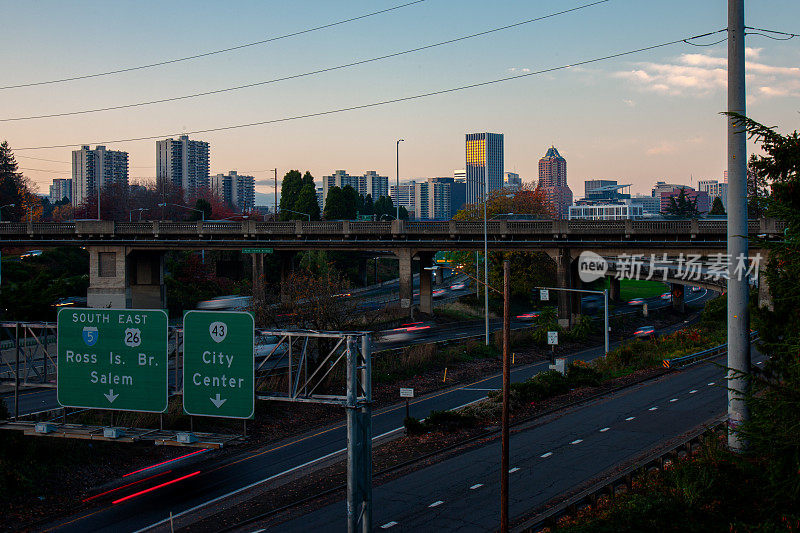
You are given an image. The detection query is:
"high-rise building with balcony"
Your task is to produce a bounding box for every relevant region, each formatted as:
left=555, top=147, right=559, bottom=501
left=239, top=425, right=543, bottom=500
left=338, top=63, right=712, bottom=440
left=156, top=135, right=210, bottom=199
left=321, top=170, right=360, bottom=206
left=466, top=133, right=503, bottom=205
left=359, top=171, right=389, bottom=200
left=49, top=178, right=72, bottom=203
left=390, top=181, right=417, bottom=218
left=698, top=179, right=728, bottom=210
left=538, top=146, right=572, bottom=218
left=71, top=145, right=129, bottom=208
left=211, top=171, right=255, bottom=213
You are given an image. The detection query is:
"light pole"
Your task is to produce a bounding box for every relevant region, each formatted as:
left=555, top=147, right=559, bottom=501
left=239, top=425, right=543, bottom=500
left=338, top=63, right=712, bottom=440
left=159, top=202, right=206, bottom=263
left=483, top=175, right=489, bottom=346
left=281, top=209, right=311, bottom=221
left=0, top=203, right=15, bottom=222
left=396, top=139, right=404, bottom=221
left=130, top=207, right=150, bottom=222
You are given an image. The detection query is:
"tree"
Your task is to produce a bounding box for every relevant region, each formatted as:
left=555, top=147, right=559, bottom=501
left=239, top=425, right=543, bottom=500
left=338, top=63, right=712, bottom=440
left=664, top=188, right=699, bottom=218
left=278, top=170, right=303, bottom=221
left=710, top=196, right=726, bottom=215
left=191, top=198, right=213, bottom=220
left=293, top=182, right=321, bottom=220
left=373, top=195, right=408, bottom=220
left=362, top=194, right=374, bottom=217
left=0, top=141, right=26, bottom=221
left=323, top=186, right=347, bottom=220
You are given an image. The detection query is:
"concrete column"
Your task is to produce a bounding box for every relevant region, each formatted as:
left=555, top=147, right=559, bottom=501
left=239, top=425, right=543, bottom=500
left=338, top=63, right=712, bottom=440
left=252, top=253, right=265, bottom=303
left=418, top=252, right=433, bottom=315
left=358, top=259, right=368, bottom=287
left=609, top=277, right=621, bottom=302
left=435, top=266, right=444, bottom=286
left=556, top=249, right=572, bottom=328
left=395, top=249, right=413, bottom=309
left=758, top=274, right=773, bottom=311
left=87, top=245, right=128, bottom=308
left=278, top=252, right=293, bottom=304
left=570, top=258, right=583, bottom=324
left=128, top=250, right=166, bottom=309
left=671, top=283, right=685, bottom=313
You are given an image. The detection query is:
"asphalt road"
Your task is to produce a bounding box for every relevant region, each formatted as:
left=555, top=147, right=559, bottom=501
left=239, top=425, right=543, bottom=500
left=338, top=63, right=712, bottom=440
left=273, top=347, right=766, bottom=532
left=40, top=294, right=709, bottom=533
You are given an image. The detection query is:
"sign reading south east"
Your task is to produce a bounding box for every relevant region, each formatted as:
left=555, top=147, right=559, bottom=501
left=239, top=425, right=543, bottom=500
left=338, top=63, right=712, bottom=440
left=57, top=308, right=168, bottom=412
left=182, top=311, right=254, bottom=419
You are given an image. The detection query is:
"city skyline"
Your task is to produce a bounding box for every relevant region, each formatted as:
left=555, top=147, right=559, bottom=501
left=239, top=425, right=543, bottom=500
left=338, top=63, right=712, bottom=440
left=3, top=1, right=799, bottom=199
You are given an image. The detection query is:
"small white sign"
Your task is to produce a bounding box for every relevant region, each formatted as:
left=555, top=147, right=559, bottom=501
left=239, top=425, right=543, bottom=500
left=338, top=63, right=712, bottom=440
left=400, top=388, right=414, bottom=398
left=547, top=331, right=558, bottom=345
left=540, top=289, right=549, bottom=301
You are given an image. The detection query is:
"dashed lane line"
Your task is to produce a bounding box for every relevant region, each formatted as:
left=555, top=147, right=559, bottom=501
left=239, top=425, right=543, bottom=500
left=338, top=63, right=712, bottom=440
left=381, top=521, right=398, bottom=529
left=599, top=427, right=610, bottom=432
left=570, top=439, right=583, bottom=445
left=625, top=416, right=635, bottom=421
left=689, top=390, right=698, bottom=394
left=470, top=484, right=483, bottom=490
left=509, top=467, right=520, bottom=473
left=669, top=398, right=678, bottom=402
left=540, top=452, right=553, bottom=458
left=649, top=407, right=658, bottom=411
left=429, top=501, right=444, bottom=508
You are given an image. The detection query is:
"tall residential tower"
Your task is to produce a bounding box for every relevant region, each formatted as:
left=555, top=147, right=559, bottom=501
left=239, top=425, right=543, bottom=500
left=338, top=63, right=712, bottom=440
left=156, top=135, right=210, bottom=199
left=71, top=145, right=129, bottom=208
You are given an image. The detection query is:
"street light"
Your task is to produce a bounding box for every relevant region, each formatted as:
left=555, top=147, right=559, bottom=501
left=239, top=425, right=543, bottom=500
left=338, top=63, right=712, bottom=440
left=159, top=202, right=206, bottom=263
left=281, top=209, right=311, bottom=221
left=130, top=207, right=150, bottom=222
left=0, top=203, right=15, bottom=222
left=396, top=139, right=404, bottom=221
left=482, top=175, right=489, bottom=345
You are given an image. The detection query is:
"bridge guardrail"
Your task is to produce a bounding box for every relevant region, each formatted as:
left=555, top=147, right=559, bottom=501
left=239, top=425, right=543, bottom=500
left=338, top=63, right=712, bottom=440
left=661, top=330, right=758, bottom=369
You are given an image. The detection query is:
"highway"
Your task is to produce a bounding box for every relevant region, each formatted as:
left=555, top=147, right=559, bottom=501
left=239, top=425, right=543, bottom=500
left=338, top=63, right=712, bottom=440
left=38, top=291, right=711, bottom=533
left=274, top=346, right=766, bottom=532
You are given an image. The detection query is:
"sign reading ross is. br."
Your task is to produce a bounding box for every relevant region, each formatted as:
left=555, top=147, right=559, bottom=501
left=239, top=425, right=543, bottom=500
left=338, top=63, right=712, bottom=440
left=57, top=308, right=169, bottom=413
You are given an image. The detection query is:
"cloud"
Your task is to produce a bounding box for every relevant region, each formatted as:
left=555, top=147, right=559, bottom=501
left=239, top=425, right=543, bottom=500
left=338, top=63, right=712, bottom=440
left=622, top=98, right=636, bottom=107
left=614, top=51, right=800, bottom=97
left=646, top=142, right=677, bottom=155
left=507, top=67, right=531, bottom=74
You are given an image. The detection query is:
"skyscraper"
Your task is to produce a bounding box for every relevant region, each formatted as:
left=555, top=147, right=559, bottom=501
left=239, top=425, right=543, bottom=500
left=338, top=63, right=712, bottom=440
left=156, top=135, right=210, bottom=199
left=465, top=133, right=503, bottom=205
left=71, top=145, right=129, bottom=208
left=49, top=178, right=72, bottom=203
left=538, top=146, right=573, bottom=219
left=359, top=171, right=389, bottom=200
left=211, top=171, right=255, bottom=213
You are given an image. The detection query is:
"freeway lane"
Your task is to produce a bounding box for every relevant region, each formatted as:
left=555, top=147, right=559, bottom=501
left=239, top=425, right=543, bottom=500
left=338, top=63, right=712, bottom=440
left=274, top=348, right=764, bottom=532
left=44, top=295, right=708, bottom=533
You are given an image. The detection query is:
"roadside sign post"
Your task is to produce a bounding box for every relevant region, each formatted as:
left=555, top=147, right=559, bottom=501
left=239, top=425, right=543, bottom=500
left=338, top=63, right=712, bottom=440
left=400, top=387, right=414, bottom=419
left=539, top=289, right=549, bottom=301
left=57, top=308, right=168, bottom=413
left=547, top=331, right=558, bottom=363
left=183, top=311, right=254, bottom=419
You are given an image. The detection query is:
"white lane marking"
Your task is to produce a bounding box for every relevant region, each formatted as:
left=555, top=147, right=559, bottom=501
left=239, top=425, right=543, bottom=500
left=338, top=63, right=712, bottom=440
left=626, top=416, right=635, bottom=421
left=381, top=521, right=398, bottom=529
left=570, top=439, right=583, bottom=445
left=509, top=467, right=520, bottom=473
left=599, top=427, right=610, bottom=432
left=462, top=388, right=500, bottom=391
left=649, top=407, right=658, bottom=411
left=708, top=382, right=715, bottom=386
left=540, top=452, right=553, bottom=458
left=470, top=483, right=483, bottom=490
left=670, top=398, right=678, bottom=402
left=429, top=500, right=444, bottom=508
left=689, top=390, right=698, bottom=394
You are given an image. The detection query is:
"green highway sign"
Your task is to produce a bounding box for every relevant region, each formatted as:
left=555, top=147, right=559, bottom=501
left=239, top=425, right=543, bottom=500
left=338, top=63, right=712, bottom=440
left=57, top=308, right=168, bottom=412
left=183, top=311, right=254, bottom=419
left=242, top=248, right=273, bottom=254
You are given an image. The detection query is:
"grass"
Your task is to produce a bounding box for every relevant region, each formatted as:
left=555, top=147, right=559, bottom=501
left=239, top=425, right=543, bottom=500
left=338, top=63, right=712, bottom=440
left=595, top=278, right=669, bottom=301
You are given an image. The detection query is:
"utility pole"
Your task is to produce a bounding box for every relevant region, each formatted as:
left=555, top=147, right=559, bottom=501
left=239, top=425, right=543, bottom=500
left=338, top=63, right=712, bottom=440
left=500, top=260, right=510, bottom=532
left=396, top=139, right=404, bottom=221
left=727, top=0, right=750, bottom=451
left=273, top=168, right=278, bottom=217
left=483, top=176, right=489, bottom=345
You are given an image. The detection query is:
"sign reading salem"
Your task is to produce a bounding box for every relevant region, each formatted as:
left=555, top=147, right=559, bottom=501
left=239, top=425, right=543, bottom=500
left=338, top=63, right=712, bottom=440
left=57, top=308, right=168, bottom=412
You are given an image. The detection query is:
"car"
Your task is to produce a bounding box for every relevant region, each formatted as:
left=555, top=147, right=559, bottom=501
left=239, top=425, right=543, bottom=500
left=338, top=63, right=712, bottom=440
left=660, top=292, right=672, bottom=301
left=380, top=322, right=432, bottom=342
left=516, top=311, right=541, bottom=321
left=53, top=296, right=88, bottom=309
left=196, top=295, right=251, bottom=310
left=691, top=286, right=702, bottom=292
left=628, top=298, right=646, bottom=306
left=634, top=325, right=658, bottom=340
left=432, top=289, right=448, bottom=299
left=20, top=249, right=42, bottom=259
left=450, top=282, right=466, bottom=291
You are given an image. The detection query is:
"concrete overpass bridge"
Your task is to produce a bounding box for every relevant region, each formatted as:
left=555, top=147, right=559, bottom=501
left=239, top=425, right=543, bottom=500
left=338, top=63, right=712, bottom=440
left=0, top=218, right=782, bottom=320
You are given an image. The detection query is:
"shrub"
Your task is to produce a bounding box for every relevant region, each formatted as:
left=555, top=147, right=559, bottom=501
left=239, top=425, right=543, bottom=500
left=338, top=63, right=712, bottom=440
left=567, top=361, right=603, bottom=387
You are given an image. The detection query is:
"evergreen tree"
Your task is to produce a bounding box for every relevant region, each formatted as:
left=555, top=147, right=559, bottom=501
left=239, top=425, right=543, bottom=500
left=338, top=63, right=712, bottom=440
left=710, top=196, right=726, bottom=215
left=323, top=186, right=347, bottom=220
left=665, top=188, right=699, bottom=218
left=362, top=194, right=374, bottom=216
left=293, top=183, right=321, bottom=220
left=341, top=185, right=360, bottom=220
left=278, top=170, right=304, bottom=221
left=191, top=198, right=213, bottom=220
left=0, top=140, right=24, bottom=221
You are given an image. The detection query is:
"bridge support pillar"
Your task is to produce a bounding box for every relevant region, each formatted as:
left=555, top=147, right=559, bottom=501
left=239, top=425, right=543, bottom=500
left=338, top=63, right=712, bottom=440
left=556, top=249, right=573, bottom=328
left=570, top=258, right=583, bottom=324
left=609, top=277, right=621, bottom=302
left=252, top=253, right=265, bottom=304
left=671, top=283, right=685, bottom=313
left=278, top=252, right=294, bottom=304
left=395, top=249, right=413, bottom=309
left=87, top=247, right=166, bottom=309
left=758, top=274, right=773, bottom=311
left=435, top=266, right=444, bottom=286
left=418, top=252, right=433, bottom=315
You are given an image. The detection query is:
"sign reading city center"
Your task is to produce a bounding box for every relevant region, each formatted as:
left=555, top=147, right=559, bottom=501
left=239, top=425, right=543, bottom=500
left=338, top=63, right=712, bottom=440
left=57, top=308, right=168, bottom=412
left=183, top=311, right=254, bottom=419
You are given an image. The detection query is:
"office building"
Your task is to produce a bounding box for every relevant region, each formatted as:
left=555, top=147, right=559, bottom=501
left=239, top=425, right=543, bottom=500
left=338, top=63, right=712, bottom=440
left=390, top=181, right=417, bottom=218
left=660, top=187, right=710, bottom=214
left=211, top=171, right=255, bottom=213
left=156, top=135, right=210, bottom=199
left=49, top=178, right=72, bottom=203
left=454, top=169, right=466, bottom=182
left=504, top=172, right=522, bottom=188
left=538, top=146, right=573, bottom=219
left=698, top=179, right=728, bottom=210
left=630, top=194, right=662, bottom=215
left=569, top=202, right=643, bottom=220
left=360, top=171, right=389, bottom=200
left=465, top=133, right=504, bottom=205
left=71, top=145, right=129, bottom=208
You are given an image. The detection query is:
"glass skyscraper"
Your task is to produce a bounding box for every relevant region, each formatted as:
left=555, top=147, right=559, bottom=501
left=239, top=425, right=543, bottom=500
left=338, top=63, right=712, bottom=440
left=465, top=132, right=503, bottom=205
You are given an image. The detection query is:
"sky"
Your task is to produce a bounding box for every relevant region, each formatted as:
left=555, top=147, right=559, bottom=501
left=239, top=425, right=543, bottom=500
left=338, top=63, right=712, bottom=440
left=2, top=0, right=799, bottom=203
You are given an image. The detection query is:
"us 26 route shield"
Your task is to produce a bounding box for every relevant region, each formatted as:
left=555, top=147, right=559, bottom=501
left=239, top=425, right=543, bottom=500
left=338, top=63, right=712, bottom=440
left=57, top=308, right=169, bottom=412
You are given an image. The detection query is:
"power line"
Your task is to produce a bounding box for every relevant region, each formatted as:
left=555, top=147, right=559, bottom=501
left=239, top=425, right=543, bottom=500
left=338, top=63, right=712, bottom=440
left=14, top=29, right=727, bottom=152
left=0, top=0, right=427, bottom=90
left=745, top=26, right=799, bottom=39
left=0, top=0, right=611, bottom=122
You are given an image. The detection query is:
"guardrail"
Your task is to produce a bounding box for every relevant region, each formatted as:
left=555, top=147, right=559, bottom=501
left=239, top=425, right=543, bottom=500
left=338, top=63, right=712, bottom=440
left=662, top=330, right=758, bottom=369
left=513, top=416, right=728, bottom=532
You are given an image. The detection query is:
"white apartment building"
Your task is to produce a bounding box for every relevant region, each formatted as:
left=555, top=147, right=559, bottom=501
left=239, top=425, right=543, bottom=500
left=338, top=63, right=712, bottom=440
left=49, top=178, right=72, bottom=203
left=211, top=171, right=255, bottom=213
left=156, top=135, right=210, bottom=199
left=568, top=202, right=643, bottom=220
left=71, top=145, right=128, bottom=208
left=698, top=179, right=728, bottom=209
